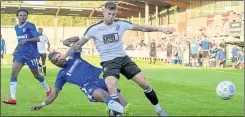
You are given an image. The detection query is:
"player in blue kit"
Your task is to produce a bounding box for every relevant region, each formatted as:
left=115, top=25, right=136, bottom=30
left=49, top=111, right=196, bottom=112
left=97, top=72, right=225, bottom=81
left=1, top=34, right=7, bottom=64
left=30, top=38, right=131, bottom=116
left=201, top=36, right=210, bottom=67
left=190, top=37, right=199, bottom=67
left=218, top=47, right=226, bottom=68
left=2, top=9, right=52, bottom=105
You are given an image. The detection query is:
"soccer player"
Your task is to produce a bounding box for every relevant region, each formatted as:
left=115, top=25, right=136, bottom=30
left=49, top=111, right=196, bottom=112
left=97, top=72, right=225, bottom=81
left=190, top=37, right=199, bottom=67
left=236, top=51, right=244, bottom=69
left=37, top=27, right=50, bottom=76
left=2, top=9, right=52, bottom=105
left=149, top=39, right=157, bottom=64
left=60, top=2, right=172, bottom=116
left=200, top=36, right=210, bottom=67
left=231, top=45, right=239, bottom=68
left=30, top=39, right=131, bottom=116
left=1, top=34, right=7, bottom=64
left=218, top=47, right=226, bottom=68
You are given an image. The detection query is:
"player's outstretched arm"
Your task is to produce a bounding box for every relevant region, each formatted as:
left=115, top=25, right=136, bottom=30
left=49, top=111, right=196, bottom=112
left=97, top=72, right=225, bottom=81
left=30, top=88, right=61, bottom=111
left=62, top=36, right=80, bottom=47
left=62, top=36, right=90, bottom=58
left=132, top=23, right=173, bottom=34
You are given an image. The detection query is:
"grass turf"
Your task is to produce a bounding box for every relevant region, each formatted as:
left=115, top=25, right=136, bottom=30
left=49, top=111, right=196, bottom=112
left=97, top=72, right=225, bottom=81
left=1, top=55, right=244, bottom=116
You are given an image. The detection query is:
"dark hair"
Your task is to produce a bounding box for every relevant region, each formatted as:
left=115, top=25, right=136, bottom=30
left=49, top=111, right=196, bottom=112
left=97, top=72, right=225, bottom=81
left=104, top=1, right=117, bottom=10
left=16, top=9, right=29, bottom=17
left=48, top=51, right=59, bottom=60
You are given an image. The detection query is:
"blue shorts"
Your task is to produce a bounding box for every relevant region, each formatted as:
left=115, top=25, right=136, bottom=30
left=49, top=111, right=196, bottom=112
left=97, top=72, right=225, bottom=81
left=81, top=78, right=120, bottom=102
left=13, top=53, right=39, bottom=69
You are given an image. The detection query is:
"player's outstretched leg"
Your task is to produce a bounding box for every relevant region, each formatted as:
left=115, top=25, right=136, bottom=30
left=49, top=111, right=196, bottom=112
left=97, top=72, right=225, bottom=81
left=92, top=88, right=125, bottom=116
left=30, top=69, right=51, bottom=97
left=132, top=72, right=168, bottom=116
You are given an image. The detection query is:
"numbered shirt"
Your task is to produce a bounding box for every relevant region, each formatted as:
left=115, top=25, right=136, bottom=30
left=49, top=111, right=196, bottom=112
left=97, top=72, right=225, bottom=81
left=14, top=21, right=39, bottom=59
left=84, top=20, right=133, bottom=62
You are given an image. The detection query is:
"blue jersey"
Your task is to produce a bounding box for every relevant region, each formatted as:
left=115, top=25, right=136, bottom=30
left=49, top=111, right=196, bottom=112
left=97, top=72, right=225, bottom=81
left=219, top=50, right=226, bottom=60
left=54, top=52, right=102, bottom=90
left=239, top=56, right=244, bottom=62
left=231, top=47, right=238, bottom=57
left=15, top=22, right=39, bottom=59
left=210, top=49, right=217, bottom=56
left=190, top=41, right=199, bottom=54
left=202, top=40, right=209, bottom=51
left=1, top=39, right=5, bottom=51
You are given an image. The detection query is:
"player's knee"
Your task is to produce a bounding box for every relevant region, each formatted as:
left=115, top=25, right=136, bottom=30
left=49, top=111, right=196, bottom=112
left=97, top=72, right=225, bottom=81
left=141, top=81, right=151, bottom=90
left=92, top=89, right=109, bottom=102
left=132, top=73, right=150, bottom=90
left=105, top=76, right=118, bottom=90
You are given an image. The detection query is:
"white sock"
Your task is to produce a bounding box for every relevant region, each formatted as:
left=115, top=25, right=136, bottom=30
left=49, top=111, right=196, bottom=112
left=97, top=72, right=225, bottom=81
left=40, top=80, right=50, bottom=92
left=154, top=103, right=163, bottom=112
left=10, top=82, right=17, bottom=100
left=106, top=98, right=124, bottom=114
left=154, top=103, right=168, bottom=116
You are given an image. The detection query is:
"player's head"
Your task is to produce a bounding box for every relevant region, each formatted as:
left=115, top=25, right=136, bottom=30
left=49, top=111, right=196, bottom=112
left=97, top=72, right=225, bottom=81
left=38, top=28, right=43, bottom=35
left=48, top=51, right=67, bottom=68
left=16, top=9, right=28, bottom=24
left=103, top=1, right=117, bottom=25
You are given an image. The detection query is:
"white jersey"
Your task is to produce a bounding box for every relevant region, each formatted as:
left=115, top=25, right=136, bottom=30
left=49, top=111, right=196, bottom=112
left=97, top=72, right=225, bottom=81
left=84, top=20, right=133, bottom=62
left=37, top=35, right=49, bottom=54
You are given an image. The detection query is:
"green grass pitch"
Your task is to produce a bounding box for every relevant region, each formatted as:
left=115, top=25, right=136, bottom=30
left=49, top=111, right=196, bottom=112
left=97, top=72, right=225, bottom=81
left=1, top=55, right=244, bottom=116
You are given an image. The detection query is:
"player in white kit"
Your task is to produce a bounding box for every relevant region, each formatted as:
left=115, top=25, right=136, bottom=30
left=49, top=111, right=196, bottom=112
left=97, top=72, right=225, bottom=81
left=37, top=28, right=50, bottom=76
left=60, top=2, right=173, bottom=116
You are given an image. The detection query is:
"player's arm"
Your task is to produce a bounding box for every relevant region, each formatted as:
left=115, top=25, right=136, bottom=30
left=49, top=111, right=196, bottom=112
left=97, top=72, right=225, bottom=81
left=62, top=36, right=80, bottom=47
left=19, top=24, right=40, bottom=45
left=30, top=88, right=61, bottom=111
left=47, top=41, right=51, bottom=51
left=62, top=36, right=90, bottom=58
left=131, top=23, right=173, bottom=33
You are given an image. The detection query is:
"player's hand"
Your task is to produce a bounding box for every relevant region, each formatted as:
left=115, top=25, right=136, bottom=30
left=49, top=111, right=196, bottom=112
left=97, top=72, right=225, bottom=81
left=30, top=105, right=43, bottom=111
left=19, top=39, right=28, bottom=45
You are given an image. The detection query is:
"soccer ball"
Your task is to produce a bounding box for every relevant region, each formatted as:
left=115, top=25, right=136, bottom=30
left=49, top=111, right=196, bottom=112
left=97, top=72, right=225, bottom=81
left=216, top=81, right=236, bottom=100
